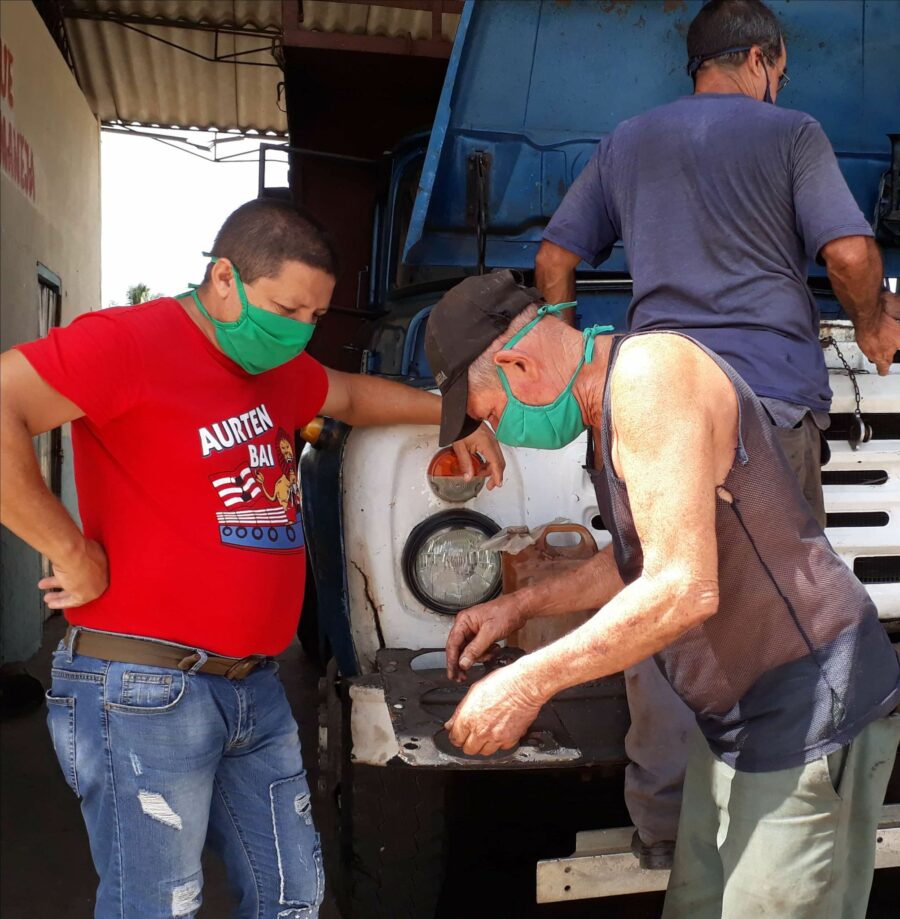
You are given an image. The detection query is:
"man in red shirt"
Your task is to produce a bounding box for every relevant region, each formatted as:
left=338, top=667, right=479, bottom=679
left=0, top=198, right=503, bottom=918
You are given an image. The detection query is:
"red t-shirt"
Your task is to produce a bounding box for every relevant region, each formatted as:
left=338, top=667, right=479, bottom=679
left=16, top=298, right=329, bottom=657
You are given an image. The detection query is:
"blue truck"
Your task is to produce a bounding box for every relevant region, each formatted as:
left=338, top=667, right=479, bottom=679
left=274, top=2, right=900, bottom=915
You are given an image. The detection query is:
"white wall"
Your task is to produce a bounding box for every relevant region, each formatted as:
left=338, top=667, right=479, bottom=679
left=0, top=0, right=101, bottom=663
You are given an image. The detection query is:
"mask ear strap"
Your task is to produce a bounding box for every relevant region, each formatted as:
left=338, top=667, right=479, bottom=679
left=583, top=325, right=614, bottom=364
left=504, top=301, right=577, bottom=351
left=189, top=288, right=214, bottom=321
left=495, top=363, right=516, bottom=399
left=198, top=251, right=250, bottom=322
left=542, top=301, right=577, bottom=315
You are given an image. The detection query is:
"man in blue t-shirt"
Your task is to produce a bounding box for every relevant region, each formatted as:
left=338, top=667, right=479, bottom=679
left=535, top=0, right=900, bottom=868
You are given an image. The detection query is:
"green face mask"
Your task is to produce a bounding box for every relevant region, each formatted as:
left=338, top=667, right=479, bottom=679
left=188, top=253, right=316, bottom=374
left=493, top=302, right=613, bottom=450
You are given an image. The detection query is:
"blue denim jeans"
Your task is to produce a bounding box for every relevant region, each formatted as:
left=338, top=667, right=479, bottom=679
left=45, top=636, right=324, bottom=919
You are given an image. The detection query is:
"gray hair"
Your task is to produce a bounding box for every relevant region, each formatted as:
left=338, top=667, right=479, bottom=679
left=468, top=304, right=539, bottom=392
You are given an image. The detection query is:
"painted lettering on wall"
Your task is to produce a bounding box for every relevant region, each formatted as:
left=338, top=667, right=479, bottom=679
left=0, top=36, right=36, bottom=202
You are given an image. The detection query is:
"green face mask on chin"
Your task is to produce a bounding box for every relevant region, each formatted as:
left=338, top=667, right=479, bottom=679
left=492, top=302, right=613, bottom=450
left=187, top=253, right=315, bottom=375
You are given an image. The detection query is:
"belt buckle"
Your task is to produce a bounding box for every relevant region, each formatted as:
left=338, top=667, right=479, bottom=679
left=225, top=657, right=258, bottom=680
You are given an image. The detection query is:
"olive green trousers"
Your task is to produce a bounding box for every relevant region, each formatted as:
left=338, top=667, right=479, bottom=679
left=662, top=712, right=900, bottom=919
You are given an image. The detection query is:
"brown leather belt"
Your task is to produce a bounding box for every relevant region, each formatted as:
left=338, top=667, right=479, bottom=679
left=65, top=628, right=267, bottom=680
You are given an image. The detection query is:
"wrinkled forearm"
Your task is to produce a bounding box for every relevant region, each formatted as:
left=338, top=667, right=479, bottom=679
left=514, top=545, right=624, bottom=619
left=516, top=569, right=718, bottom=703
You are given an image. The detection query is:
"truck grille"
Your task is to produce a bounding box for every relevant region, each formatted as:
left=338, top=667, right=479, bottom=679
left=826, top=512, right=890, bottom=528
left=826, top=413, right=900, bottom=441
left=822, top=469, right=888, bottom=486
left=853, top=556, right=900, bottom=584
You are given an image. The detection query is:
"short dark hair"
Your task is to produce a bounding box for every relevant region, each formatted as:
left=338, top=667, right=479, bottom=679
left=208, top=198, right=338, bottom=284
left=687, top=0, right=783, bottom=72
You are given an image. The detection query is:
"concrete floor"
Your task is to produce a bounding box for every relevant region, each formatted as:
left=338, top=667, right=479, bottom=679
left=2, top=615, right=898, bottom=918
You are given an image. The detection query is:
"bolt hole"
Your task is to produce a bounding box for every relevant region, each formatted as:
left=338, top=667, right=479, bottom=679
left=564, top=867, right=571, bottom=874
left=393, top=703, right=404, bottom=710
left=398, top=696, right=407, bottom=702
left=591, top=514, right=606, bottom=531
left=404, top=742, right=419, bottom=750
left=564, top=885, right=571, bottom=893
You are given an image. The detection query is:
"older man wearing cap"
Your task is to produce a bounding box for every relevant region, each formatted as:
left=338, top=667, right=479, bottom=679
left=425, top=269, right=900, bottom=918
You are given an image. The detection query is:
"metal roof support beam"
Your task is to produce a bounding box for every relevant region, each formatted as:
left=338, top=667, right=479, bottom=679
left=282, top=0, right=460, bottom=59
left=65, top=17, right=280, bottom=68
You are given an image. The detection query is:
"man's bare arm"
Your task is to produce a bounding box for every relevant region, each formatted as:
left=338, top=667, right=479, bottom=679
left=320, top=367, right=505, bottom=487
left=320, top=367, right=442, bottom=428
left=822, top=236, right=899, bottom=375
left=512, top=338, right=727, bottom=698
left=512, top=543, right=624, bottom=618
left=535, top=240, right=581, bottom=324
left=445, top=545, right=624, bottom=678
left=0, top=350, right=108, bottom=607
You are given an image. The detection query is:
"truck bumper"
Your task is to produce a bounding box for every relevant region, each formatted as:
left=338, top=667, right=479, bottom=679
left=535, top=805, right=900, bottom=903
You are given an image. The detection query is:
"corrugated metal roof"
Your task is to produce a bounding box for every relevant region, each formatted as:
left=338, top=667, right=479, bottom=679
left=301, top=1, right=459, bottom=42
left=62, top=1, right=460, bottom=133
left=64, top=0, right=286, bottom=133
left=69, top=1, right=284, bottom=29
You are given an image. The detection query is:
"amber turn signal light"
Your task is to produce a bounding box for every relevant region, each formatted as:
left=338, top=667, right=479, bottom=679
left=427, top=447, right=488, bottom=503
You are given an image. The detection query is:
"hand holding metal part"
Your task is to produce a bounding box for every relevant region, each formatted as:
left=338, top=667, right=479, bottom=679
left=445, top=594, right=528, bottom=681
left=445, top=648, right=545, bottom=756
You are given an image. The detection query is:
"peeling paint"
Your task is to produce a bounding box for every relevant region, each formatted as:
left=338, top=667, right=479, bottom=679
left=138, top=790, right=183, bottom=831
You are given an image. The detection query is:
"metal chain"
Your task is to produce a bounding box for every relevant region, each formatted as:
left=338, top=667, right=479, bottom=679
left=821, top=335, right=865, bottom=416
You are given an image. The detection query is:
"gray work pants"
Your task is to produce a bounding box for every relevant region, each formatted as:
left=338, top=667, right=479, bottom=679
left=663, top=713, right=900, bottom=918
left=623, top=414, right=827, bottom=843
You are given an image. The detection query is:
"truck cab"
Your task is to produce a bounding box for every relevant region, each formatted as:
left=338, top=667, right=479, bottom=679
left=295, top=2, right=900, bottom=915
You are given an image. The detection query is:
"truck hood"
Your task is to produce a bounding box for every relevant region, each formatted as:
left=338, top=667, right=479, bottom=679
left=404, top=0, right=898, bottom=276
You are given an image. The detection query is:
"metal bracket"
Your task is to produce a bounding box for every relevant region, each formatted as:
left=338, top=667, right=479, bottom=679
left=466, top=151, right=492, bottom=274
left=377, top=648, right=582, bottom=769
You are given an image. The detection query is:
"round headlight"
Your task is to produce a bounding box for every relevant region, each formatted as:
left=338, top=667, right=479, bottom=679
left=402, top=510, right=502, bottom=614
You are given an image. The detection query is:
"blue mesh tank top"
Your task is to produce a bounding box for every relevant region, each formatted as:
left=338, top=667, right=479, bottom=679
left=587, top=332, right=900, bottom=771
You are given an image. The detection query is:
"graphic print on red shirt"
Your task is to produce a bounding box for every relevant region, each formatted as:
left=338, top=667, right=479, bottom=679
left=15, top=298, right=329, bottom=657
left=207, top=422, right=305, bottom=552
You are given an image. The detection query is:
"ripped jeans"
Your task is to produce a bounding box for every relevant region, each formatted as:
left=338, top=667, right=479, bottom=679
left=45, top=640, right=324, bottom=919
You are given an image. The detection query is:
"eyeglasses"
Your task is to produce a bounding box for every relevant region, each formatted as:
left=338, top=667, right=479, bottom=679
left=687, top=46, right=791, bottom=93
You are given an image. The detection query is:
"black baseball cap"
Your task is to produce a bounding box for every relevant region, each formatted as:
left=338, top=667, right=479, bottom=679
left=424, top=270, right=543, bottom=446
